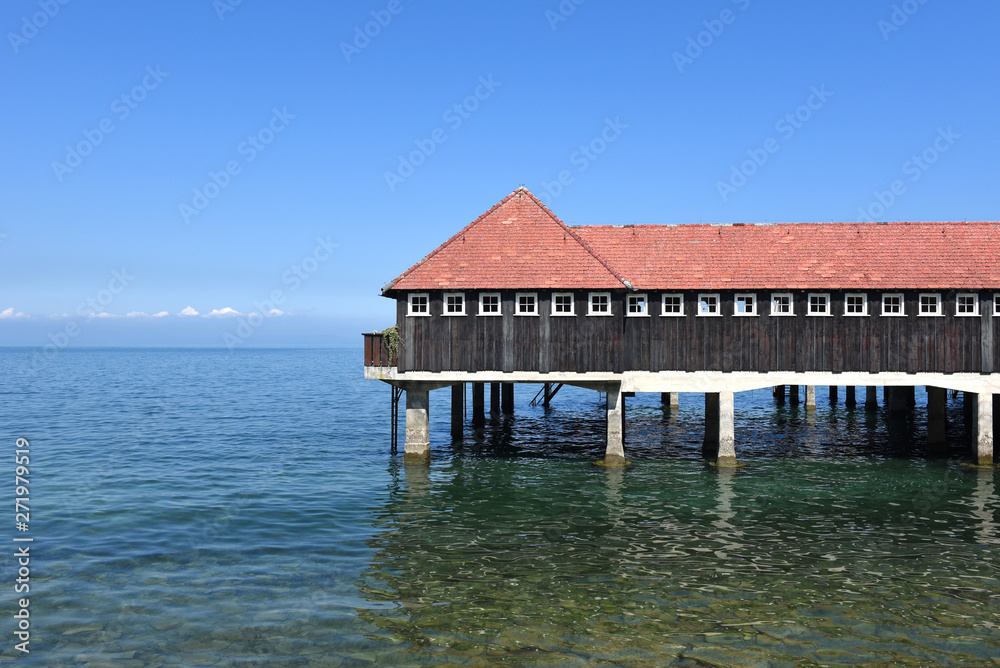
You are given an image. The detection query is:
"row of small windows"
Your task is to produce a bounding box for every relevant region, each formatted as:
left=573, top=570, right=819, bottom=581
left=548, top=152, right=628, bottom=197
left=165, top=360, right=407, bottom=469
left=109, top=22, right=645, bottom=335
left=409, top=292, right=996, bottom=317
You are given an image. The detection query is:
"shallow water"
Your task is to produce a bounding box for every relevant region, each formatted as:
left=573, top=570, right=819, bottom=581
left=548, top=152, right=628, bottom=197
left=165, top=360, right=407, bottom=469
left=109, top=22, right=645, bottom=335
left=0, top=348, right=997, bottom=666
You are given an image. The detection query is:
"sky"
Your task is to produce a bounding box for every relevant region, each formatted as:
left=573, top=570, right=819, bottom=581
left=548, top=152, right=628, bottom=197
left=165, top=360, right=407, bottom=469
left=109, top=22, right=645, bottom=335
left=2, top=0, right=998, bottom=348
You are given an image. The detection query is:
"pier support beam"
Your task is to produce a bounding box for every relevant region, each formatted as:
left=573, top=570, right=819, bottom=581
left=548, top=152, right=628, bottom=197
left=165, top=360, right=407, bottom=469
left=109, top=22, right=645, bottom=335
left=927, top=386, right=947, bottom=447
left=661, top=392, right=679, bottom=407
left=704, top=392, right=736, bottom=466
left=846, top=386, right=856, bottom=408
left=605, top=382, right=626, bottom=464
left=829, top=386, right=838, bottom=404
left=450, top=383, right=464, bottom=439
left=972, top=392, right=994, bottom=465
left=789, top=385, right=800, bottom=405
left=865, top=386, right=878, bottom=411
left=805, top=386, right=816, bottom=409
left=404, top=385, right=431, bottom=460
left=773, top=385, right=786, bottom=402
left=472, top=383, right=486, bottom=428
left=502, top=383, right=514, bottom=415
left=490, top=382, right=501, bottom=417
left=887, top=386, right=908, bottom=416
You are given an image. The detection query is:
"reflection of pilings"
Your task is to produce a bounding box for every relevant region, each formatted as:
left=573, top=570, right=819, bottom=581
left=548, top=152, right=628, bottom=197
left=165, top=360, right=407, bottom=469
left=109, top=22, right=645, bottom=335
left=710, top=466, right=744, bottom=560
left=972, top=469, right=998, bottom=546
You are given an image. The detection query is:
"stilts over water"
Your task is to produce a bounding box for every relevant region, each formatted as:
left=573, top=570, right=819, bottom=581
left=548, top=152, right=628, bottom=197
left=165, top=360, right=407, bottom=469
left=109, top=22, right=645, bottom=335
left=365, top=187, right=999, bottom=466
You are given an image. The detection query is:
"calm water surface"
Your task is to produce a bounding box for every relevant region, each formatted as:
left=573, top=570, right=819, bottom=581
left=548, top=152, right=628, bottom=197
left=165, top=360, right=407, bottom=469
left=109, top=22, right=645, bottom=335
left=0, top=348, right=997, bottom=666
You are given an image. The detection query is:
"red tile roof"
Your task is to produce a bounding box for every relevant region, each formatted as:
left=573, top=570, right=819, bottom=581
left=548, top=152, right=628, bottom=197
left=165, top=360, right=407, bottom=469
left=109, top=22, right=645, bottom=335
left=383, top=188, right=628, bottom=292
left=385, top=188, right=1000, bottom=293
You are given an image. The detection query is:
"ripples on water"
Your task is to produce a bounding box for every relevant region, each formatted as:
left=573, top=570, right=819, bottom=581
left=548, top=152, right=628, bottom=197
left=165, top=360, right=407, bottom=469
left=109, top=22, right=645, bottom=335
left=0, top=348, right=997, bottom=666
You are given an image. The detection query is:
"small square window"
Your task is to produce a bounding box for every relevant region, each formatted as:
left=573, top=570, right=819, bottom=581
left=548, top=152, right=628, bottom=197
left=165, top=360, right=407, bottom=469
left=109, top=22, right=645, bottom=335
left=516, top=293, right=537, bottom=316
left=771, top=293, right=793, bottom=316
left=698, top=294, right=720, bottom=316
left=479, top=293, right=501, bottom=316
left=661, top=294, right=684, bottom=316
left=956, top=293, right=979, bottom=316
left=735, top=294, right=756, bottom=316
left=808, top=293, right=831, bottom=316
left=589, top=292, right=611, bottom=316
left=627, top=294, right=648, bottom=316
left=444, top=293, right=465, bottom=316
left=407, top=293, right=429, bottom=316
left=994, top=294, right=1000, bottom=317
left=552, top=293, right=574, bottom=316
left=845, top=293, right=868, bottom=316
left=882, top=294, right=904, bottom=316
left=919, top=293, right=941, bottom=316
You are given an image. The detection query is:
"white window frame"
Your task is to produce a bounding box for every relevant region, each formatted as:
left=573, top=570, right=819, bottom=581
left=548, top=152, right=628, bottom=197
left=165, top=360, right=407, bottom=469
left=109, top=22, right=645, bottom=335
left=515, top=292, right=538, bottom=316
left=443, top=292, right=465, bottom=316
left=956, top=293, right=979, bottom=317
left=918, top=293, right=942, bottom=317
left=807, top=293, right=832, bottom=317
left=661, top=293, right=684, bottom=317
left=734, top=293, right=757, bottom=316
left=407, top=293, right=430, bottom=317
left=588, top=292, right=612, bottom=316
left=551, top=292, right=575, bottom=317
left=771, top=293, right=794, bottom=316
left=626, top=294, right=649, bottom=317
left=994, top=293, right=1000, bottom=317
left=698, top=293, right=721, bottom=317
left=478, top=292, right=501, bottom=317
left=844, top=293, right=868, bottom=317
left=881, top=293, right=905, bottom=317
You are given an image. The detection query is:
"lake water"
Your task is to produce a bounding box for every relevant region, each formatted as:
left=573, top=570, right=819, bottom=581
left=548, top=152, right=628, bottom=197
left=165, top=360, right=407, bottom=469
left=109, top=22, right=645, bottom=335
left=1, top=348, right=998, bottom=666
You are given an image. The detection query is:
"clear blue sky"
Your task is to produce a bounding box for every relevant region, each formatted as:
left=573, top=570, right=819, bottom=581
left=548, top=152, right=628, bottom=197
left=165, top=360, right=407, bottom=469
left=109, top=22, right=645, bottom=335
left=2, top=0, right=997, bottom=348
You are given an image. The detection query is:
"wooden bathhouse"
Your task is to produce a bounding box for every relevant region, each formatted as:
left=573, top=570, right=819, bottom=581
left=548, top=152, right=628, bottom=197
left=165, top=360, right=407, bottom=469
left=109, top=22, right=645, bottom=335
left=364, top=187, right=998, bottom=465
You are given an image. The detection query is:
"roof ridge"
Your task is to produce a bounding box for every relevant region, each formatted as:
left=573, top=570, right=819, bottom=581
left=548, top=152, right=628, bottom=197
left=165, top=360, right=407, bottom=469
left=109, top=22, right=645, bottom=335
left=518, top=188, right=633, bottom=290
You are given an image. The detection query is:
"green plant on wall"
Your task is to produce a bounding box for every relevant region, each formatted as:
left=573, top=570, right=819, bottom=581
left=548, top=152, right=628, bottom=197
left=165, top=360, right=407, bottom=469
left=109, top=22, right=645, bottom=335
left=381, top=325, right=401, bottom=361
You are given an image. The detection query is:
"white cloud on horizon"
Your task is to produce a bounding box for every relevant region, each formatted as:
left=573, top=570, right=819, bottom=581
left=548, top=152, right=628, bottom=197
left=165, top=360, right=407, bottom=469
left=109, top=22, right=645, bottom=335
left=206, top=307, right=242, bottom=318
left=178, top=306, right=199, bottom=317
left=125, top=311, right=147, bottom=318
left=0, top=307, right=28, bottom=319
left=268, top=308, right=286, bottom=317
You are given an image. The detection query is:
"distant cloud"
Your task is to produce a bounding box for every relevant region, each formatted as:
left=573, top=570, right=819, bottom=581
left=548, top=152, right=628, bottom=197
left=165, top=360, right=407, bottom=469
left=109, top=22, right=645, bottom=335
left=0, top=307, right=28, bottom=319
left=152, top=311, right=169, bottom=318
left=268, top=308, right=286, bottom=317
left=125, top=311, right=148, bottom=318
left=178, top=306, right=199, bottom=317
left=206, top=307, right=242, bottom=318
left=93, top=312, right=116, bottom=318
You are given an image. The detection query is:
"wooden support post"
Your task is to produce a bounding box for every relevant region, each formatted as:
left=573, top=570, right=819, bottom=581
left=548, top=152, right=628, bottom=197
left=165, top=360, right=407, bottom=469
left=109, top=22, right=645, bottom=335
left=605, top=382, right=625, bottom=464
left=865, top=386, right=878, bottom=410
left=887, top=386, right=907, bottom=416
left=450, top=383, right=464, bottom=439
left=789, top=385, right=800, bottom=405
left=829, top=386, right=838, bottom=403
left=661, top=392, right=679, bottom=407
left=704, top=392, right=736, bottom=466
left=906, top=386, right=917, bottom=409
left=964, top=391, right=974, bottom=427
left=542, top=383, right=552, bottom=407
left=490, top=382, right=500, bottom=417
left=845, top=386, right=856, bottom=408
left=502, top=383, right=514, bottom=415
left=773, top=385, right=786, bottom=402
left=805, top=386, right=816, bottom=409
left=404, top=384, right=430, bottom=460
left=973, top=392, right=994, bottom=465
left=927, top=386, right=947, bottom=447
left=472, top=383, right=485, bottom=428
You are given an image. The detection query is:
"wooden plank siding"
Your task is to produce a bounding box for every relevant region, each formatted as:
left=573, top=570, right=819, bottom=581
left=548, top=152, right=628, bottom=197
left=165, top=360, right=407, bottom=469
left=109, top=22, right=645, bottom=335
left=395, top=290, right=995, bottom=375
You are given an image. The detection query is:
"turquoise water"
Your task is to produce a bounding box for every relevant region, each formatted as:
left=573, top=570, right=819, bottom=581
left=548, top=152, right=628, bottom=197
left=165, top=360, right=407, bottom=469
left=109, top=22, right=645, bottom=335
left=1, top=348, right=998, bottom=666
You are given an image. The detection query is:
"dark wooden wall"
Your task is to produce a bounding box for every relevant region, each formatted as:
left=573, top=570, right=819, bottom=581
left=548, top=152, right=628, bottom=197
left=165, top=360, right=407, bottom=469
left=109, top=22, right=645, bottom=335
left=395, top=290, right=995, bottom=375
